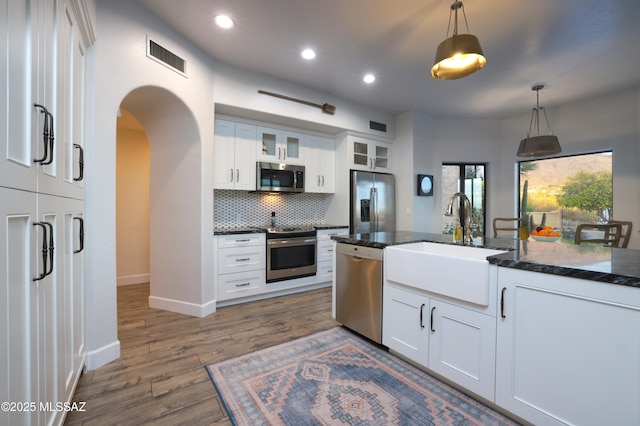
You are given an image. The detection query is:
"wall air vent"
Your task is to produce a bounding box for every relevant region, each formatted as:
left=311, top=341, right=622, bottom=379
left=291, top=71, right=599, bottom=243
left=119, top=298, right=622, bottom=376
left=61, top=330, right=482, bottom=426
left=369, top=120, right=387, bottom=133
left=147, top=38, right=186, bottom=76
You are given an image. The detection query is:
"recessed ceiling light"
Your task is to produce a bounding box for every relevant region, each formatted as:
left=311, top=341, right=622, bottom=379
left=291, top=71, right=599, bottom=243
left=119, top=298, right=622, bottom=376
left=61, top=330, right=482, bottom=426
left=363, top=74, right=376, bottom=84
left=214, top=15, right=235, bottom=29
left=301, top=49, right=316, bottom=60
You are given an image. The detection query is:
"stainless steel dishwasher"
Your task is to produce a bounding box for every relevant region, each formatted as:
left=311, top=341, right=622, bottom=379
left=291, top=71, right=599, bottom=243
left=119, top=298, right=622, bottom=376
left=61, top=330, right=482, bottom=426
left=335, top=243, right=383, bottom=343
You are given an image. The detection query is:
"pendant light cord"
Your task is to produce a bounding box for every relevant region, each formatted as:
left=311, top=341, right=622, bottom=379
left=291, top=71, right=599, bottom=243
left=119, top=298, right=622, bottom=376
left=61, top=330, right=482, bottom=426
left=527, top=87, right=555, bottom=137
left=447, top=2, right=471, bottom=37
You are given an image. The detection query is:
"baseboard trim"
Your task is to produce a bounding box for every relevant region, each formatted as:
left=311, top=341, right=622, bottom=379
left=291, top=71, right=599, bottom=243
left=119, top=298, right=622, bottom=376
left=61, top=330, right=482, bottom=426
left=148, top=295, right=217, bottom=317
left=117, top=274, right=150, bottom=286
left=85, top=340, right=120, bottom=370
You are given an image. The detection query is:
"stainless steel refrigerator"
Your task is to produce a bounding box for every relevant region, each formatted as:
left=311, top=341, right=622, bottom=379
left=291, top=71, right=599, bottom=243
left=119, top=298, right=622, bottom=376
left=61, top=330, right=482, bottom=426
left=350, top=170, right=395, bottom=233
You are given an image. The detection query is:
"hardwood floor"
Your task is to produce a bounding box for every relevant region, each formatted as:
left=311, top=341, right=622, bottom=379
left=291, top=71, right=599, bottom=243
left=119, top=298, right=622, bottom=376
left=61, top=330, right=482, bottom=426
left=65, top=284, right=338, bottom=425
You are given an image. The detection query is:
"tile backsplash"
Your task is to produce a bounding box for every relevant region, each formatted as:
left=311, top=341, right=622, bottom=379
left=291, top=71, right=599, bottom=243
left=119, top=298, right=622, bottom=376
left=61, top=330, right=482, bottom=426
left=214, top=190, right=327, bottom=229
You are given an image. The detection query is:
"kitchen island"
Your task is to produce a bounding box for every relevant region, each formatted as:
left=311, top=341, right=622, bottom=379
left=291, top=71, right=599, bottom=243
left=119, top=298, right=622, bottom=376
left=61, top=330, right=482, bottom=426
left=333, top=231, right=640, bottom=426
left=332, top=231, right=640, bottom=286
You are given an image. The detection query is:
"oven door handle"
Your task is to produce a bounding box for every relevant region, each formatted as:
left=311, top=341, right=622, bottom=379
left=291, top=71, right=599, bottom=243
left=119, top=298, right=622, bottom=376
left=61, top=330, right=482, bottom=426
left=267, top=237, right=317, bottom=247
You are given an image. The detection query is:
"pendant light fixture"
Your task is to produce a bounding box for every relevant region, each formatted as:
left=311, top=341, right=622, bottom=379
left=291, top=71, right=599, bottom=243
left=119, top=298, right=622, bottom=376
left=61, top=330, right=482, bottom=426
left=431, top=1, right=486, bottom=80
left=517, top=85, right=561, bottom=157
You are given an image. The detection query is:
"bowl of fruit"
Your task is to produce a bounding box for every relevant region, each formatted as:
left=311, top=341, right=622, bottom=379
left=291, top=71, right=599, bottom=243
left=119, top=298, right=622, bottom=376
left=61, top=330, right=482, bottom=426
left=530, top=226, right=562, bottom=242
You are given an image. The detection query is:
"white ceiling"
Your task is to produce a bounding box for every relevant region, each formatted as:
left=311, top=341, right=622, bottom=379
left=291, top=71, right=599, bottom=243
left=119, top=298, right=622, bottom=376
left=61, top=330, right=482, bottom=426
left=135, top=0, right=640, bottom=119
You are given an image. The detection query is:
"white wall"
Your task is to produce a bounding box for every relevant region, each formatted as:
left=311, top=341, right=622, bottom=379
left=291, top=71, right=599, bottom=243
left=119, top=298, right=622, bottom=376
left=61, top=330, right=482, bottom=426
left=88, top=0, right=218, bottom=368
left=498, top=88, right=640, bottom=248
left=213, top=62, right=395, bottom=138
left=402, top=115, right=502, bottom=234
left=400, top=87, right=640, bottom=249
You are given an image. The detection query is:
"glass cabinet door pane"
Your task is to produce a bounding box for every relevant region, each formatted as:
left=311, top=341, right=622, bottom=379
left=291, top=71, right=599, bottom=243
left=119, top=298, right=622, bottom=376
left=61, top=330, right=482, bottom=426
left=354, top=142, right=368, bottom=155
left=286, top=136, right=300, bottom=159
left=375, top=145, right=388, bottom=168
left=353, top=142, right=368, bottom=165
left=261, top=133, right=277, bottom=156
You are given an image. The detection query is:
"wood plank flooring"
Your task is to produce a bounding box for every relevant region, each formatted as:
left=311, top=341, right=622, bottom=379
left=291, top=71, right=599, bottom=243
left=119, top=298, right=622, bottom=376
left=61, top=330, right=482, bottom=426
left=65, top=284, right=338, bottom=425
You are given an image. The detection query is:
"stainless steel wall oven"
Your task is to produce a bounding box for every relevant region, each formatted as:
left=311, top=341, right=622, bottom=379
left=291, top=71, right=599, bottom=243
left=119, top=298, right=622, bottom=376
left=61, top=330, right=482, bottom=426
left=266, top=227, right=317, bottom=282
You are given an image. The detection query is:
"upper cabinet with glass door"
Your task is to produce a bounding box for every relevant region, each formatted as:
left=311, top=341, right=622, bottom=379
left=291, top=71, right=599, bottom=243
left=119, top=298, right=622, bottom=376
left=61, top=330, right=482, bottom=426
left=256, top=126, right=304, bottom=164
left=348, top=136, right=391, bottom=172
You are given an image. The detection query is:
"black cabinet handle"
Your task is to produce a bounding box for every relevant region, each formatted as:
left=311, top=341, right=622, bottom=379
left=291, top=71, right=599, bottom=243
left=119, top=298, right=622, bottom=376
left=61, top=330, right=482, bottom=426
left=33, top=104, right=54, bottom=165
left=33, top=222, right=47, bottom=281
left=501, top=287, right=507, bottom=318
left=73, top=144, right=84, bottom=181
left=419, top=303, right=425, bottom=328
left=430, top=306, right=436, bottom=332
left=74, top=217, right=84, bottom=253
left=33, top=221, right=54, bottom=281
left=43, top=109, right=54, bottom=165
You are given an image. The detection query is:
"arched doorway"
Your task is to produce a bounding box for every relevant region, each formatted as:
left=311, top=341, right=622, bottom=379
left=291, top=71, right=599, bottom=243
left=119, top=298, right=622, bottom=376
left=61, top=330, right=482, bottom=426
left=117, top=86, right=214, bottom=317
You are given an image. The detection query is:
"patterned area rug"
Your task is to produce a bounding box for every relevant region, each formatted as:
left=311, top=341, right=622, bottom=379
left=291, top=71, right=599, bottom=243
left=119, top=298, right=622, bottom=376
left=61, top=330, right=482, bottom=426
left=206, top=327, right=518, bottom=425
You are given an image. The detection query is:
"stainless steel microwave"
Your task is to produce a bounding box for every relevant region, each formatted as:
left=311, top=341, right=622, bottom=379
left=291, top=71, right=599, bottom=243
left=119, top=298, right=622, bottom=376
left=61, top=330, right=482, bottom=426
left=256, top=162, right=305, bottom=193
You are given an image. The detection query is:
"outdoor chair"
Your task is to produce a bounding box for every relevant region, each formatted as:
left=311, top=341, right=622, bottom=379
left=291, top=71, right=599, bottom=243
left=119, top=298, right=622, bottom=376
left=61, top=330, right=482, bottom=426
left=493, top=218, right=522, bottom=238
left=574, top=223, right=623, bottom=248
left=607, top=220, right=632, bottom=248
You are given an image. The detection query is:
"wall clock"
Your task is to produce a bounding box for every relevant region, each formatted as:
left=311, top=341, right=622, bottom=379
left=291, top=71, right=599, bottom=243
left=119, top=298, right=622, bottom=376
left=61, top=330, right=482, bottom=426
left=417, top=174, right=433, bottom=196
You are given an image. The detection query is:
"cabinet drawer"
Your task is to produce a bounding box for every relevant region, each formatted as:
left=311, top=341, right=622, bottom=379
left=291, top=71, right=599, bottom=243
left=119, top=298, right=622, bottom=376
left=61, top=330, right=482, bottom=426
left=316, top=260, right=334, bottom=283
left=216, top=233, right=265, bottom=248
left=317, top=239, right=336, bottom=263
left=217, top=245, right=265, bottom=274
left=218, top=270, right=265, bottom=301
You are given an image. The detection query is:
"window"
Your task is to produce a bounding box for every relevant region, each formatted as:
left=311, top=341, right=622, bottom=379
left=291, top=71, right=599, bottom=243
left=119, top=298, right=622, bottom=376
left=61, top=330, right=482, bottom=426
left=442, top=163, right=486, bottom=237
left=518, top=151, right=613, bottom=241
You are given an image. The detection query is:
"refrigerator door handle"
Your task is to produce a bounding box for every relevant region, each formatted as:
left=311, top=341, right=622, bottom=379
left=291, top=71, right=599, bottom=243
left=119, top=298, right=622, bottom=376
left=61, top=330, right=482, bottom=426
left=370, top=187, right=378, bottom=232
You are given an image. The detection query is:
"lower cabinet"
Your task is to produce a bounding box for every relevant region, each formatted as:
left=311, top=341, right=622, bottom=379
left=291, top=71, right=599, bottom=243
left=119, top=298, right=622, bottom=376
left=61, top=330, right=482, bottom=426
left=496, top=267, right=640, bottom=426
left=382, top=282, right=496, bottom=401
left=214, top=233, right=266, bottom=301
left=316, top=229, right=347, bottom=284
left=429, top=299, right=496, bottom=399
left=384, top=254, right=640, bottom=425
left=1, top=188, right=85, bottom=426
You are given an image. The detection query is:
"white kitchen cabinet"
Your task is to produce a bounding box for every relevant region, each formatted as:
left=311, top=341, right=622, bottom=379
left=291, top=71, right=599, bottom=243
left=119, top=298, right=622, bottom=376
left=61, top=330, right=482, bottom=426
left=428, top=299, right=496, bottom=400
left=214, top=233, right=266, bottom=301
left=58, top=3, right=88, bottom=200
left=316, top=229, right=347, bottom=284
left=383, top=283, right=430, bottom=366
left=348, top=136, right=391, bottom=171
left=214, top=119, right=257, bottom=190
left=0, top=1, right=91, bottom=423
left=0, top=188, right=86, bottom=426
left=1, top=0, right=86, bottom=199
left=383, top=281, right=497, bottom=401
left=496, top=267, right=640, bottom=426
left=0, top=188, right=38, bottom=425
left=1, top=0, right=37, bottom=191
left=256, top=126, right=304, bottom=164
left=305, top=135, right=335, bottom=193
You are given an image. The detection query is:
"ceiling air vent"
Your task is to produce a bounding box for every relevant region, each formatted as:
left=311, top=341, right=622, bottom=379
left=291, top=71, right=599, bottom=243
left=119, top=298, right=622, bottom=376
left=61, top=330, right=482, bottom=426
left=369, top=120, right=387, bottom=133
left=147, top=38, right=186, bottom=76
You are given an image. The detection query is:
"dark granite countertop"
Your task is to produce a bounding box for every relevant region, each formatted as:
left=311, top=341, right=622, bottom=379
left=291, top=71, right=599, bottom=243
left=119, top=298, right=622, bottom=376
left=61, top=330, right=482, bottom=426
left=214, top=227, right=265, bottom=235
left=331, top=231, right=519, bottom=251
left=488, top=240, right=640, bottom=288
left=315, top=224, right=349, bottom=230
left=214, top=224, right=348, bottom=235
left=332, top=231, right=640, bottom=288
